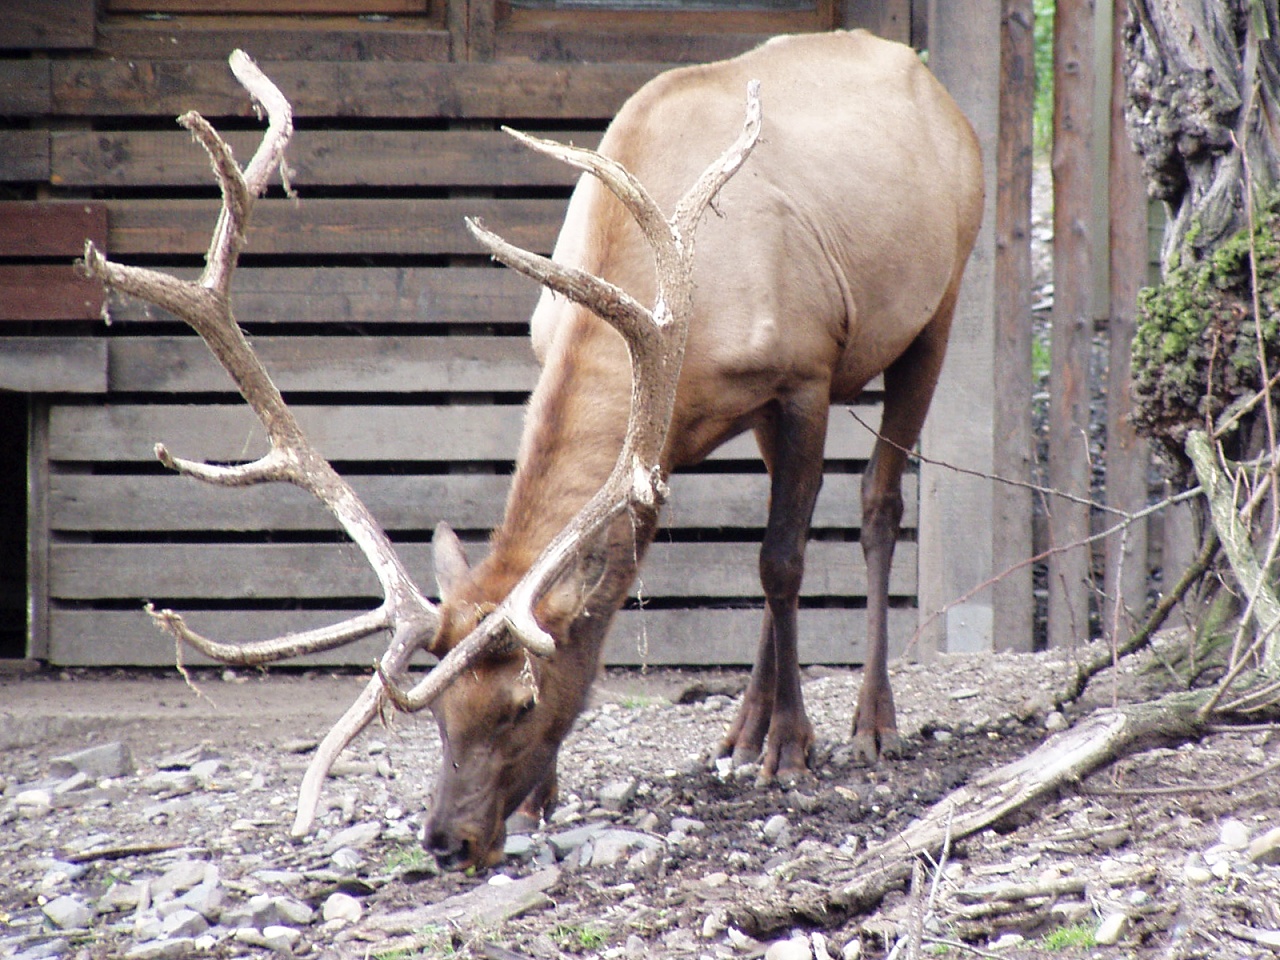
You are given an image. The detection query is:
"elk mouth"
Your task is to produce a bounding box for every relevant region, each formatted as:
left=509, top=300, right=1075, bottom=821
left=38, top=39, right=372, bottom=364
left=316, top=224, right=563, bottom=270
left=424, top=818, right=506, bottom=871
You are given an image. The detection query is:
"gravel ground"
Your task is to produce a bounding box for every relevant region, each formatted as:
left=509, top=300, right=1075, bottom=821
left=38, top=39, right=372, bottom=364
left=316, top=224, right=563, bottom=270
left=3, top=641, right=1280, bottom=960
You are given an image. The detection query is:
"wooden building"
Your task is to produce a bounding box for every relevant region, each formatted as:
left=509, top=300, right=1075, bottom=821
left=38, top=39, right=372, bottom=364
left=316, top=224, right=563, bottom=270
left=0, top=0, right=1007, bottom=667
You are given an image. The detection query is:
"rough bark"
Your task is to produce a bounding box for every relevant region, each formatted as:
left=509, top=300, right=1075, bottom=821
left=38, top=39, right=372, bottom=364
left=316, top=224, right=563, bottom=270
left=1125, top=0, right=1280, bottom=265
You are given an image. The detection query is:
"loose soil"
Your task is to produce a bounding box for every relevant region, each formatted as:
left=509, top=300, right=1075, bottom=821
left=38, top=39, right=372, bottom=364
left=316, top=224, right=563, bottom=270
left=3, top=640, right=1280, bottom=959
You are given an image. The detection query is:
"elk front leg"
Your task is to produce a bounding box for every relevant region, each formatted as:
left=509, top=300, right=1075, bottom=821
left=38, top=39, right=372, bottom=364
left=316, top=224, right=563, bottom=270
left=723, top=391, right=827, bottom=780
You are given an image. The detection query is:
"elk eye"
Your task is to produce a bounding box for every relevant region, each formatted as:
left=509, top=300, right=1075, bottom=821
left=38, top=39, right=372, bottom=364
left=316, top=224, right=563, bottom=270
left=514, top=698, right=536, bottom=722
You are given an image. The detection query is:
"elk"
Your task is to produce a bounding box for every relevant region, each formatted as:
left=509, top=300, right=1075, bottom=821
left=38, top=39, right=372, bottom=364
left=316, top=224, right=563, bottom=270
left=85, top=32, right=983, bottom=872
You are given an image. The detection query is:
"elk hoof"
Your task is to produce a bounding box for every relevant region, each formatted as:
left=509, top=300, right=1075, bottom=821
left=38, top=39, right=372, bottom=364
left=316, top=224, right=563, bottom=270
left=850, top=732, right=880, bottom=767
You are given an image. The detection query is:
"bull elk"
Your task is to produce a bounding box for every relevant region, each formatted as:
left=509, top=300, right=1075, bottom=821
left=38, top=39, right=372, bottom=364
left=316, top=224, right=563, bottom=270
left=84, top=32, right=983, bottom=871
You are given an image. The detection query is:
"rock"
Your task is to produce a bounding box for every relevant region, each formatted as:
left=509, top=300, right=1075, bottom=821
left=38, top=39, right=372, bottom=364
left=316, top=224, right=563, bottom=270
left=670, top=816, right=706, bottom=833
left=1043, top=711, right=1068, bottom=732
left=841, top=938, right=862, bottom=960
left=587, top=829, right=662, bottom=868
left=140, top=771, right=199, bottom=796
left=548, top=822, right=607, bottom=860
left=323, top=892, right=363, bottom=924
left=330, top=846, right=364, bottom=871
left=49, top=741, right=134, bottom=780
left=1248, top=825, right=1280, bottom=864
left=99, top=881, right=149, bottom=913
left=597, top=778, right=638, bottom=812
left=273, top=896, right=315, bottom=926
left=1220, top=818, right=1251, bottom=850
left=262, top=925, right=302, bottom=950
left=41, top=894, right=93, bottom=929
left=504, top=834, right=537, bottom=860
left=13, top=789, right=52, bottom=817
left=762, top=814, right=791, bottom=845
left=1183, top=853, right=1214, bottom=884
left=151, top=859, right=210, bottom=897
left=990, top=933, right=1025, bottom=949
left=765, top=935, right=812, bottom=960
left=324, top=820, right=381, bottom=854
left=161, top=907, right=208, bottom=939
left=124, top=939, right=197, bottom=959
left=1095, top=912, right=1129, bottom=945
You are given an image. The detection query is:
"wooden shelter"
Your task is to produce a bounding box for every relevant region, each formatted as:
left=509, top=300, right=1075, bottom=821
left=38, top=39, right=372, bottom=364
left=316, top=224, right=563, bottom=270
left=0, top=0, right=1012, bottom=667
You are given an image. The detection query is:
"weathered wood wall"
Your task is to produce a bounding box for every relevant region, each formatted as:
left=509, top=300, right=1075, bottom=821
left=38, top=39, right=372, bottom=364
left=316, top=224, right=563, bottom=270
left=2, top=0, right=940, bottom=667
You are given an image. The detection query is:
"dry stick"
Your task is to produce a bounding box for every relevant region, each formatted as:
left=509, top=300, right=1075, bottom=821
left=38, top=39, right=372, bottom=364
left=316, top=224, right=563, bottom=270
left=1083, top=751, right=1280, bottom=797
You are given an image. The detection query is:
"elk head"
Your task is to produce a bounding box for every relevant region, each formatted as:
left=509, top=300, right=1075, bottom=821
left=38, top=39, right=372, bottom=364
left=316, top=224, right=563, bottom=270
left=417, top=524, right=608, bottom=868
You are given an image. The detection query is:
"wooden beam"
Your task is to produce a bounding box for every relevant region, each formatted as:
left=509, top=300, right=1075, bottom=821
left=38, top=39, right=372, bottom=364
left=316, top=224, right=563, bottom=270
left=1104, top=0, right=1150, bottom=642
left=0, top=338, right=107, bottom=393
left=0, top=202, right=106, bottom=258
left=0, top=131, right=51, bottom=183
left=992, top=0, right=1036, bottom=651
left=0, top=266, right=105, bottom=321
left=1046, top=0, right=1096, bottom=648
left=0, top=0, right=95, bottom=50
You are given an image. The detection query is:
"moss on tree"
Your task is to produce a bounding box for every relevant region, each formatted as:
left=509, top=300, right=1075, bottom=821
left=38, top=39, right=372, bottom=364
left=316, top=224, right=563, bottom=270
left=1131, top=198, right=1280, bottom=469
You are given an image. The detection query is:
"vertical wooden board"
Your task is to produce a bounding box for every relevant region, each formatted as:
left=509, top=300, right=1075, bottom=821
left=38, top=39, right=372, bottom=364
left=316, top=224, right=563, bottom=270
left=919, top=0, right=1001, bottom=655
left=1046, top=0, right=1096, bottom=648
left=0, top=0, right=95, bottom=49
left=992, top=0, right=1036, bottom=651
left=26, top=401, right=50, bottom=661
left=1104, top=0, right=1150, bottom=641
left=0, top=203, right=106, bottom=257
left=0, top=131, right=51, bottom=183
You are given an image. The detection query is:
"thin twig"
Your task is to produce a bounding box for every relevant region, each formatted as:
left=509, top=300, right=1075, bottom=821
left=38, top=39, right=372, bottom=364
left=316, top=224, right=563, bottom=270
left=1084, top=752, right=1280, bottom=797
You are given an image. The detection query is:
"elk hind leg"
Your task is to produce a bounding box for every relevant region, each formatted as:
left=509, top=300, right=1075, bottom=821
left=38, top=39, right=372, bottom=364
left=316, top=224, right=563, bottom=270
left=853, top=305, right=954, bottom=764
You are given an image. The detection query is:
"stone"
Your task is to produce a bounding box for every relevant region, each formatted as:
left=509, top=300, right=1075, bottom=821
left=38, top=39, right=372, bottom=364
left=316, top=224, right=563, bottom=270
left=140, top=771, right=200, bottom=796
left=273, top=896, right=315, bottom=926
left=1095, top=912, right=1129, bottom=946
left=765, top=935, right=812, bottom=960
left=124, top=940, right=197, bottom=960
left=324, top=820, right=381, bottom=854
left=100, top=881, right=149, bottom=913
left=762, top=814, right=790, bottom=845
left=1043, top=711, right=1068, bottom=732
left=330, top=847, right=364, bottom=871
left=588, top=829, right=662, bottom=869
left=323, top=892, right=363, bottom=924
left=49, top=741, right=134, bottom=780
left=670, top=816, right=706, bottom=833
left=505, top=834, right=537, bottom=860
left=597, top=778, right=639, bottom=812
left=161, top=908, right=208, bottom=939
left=1220, top=818, right=1251, bottom=850
left=41, top=894, right=93, bottom=929
left=1248, top=825, right=1280, bottom=864
left=13, top=789, right=52, bottom=817
left=151, top=859, right=210, bottom=897
left=840, top=938, right=862, bottom=960
left=548, top=823, right=607, bottom=860
left=262, top=925, right=303, bottom=950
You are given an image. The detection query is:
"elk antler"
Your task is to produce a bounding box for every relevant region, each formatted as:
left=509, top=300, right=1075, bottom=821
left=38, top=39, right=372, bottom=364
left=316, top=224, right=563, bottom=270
left=81, top=48, right=761, bottom=837
left=377, top=83, right=763, bottom=708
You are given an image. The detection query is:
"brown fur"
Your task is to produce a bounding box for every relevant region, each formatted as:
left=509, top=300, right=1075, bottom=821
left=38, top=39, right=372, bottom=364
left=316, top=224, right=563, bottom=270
left=422, top=30, right=984, bottom=869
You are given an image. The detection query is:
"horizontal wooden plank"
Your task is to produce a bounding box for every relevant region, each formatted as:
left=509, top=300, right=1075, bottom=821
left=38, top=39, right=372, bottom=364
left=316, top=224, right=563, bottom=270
left=108, top=336, right=540, bottom=393
left=47, top=403, right=884, bottom=462
left=97, top=16, right=451, bottom=62
left=46, top=606, right=913, bottom=666
left=0, top=0, right=95, bottom=49
left=52, top=129, right=599, bottom=189
left=49, top=60, right=662, bottom=119
left=106, top=198, right=563, bottom=256
left=0, top=202, right=106, bottom=258
left=0, top=130, right=50, bottom=183
left=49, top=540, right=916, bottom=601
left=106, top=267, right=540, bottom=327
left=495, top=29, right=776, bottom=64
left=0, top=265, right=105, bottom=321
left=109, top=0, right=429, bottom=12
left=0, top=61, right=51, bottom=115
left=48, top=472, right=916, bottom=533
left=0, top=337, right=106, bottom=392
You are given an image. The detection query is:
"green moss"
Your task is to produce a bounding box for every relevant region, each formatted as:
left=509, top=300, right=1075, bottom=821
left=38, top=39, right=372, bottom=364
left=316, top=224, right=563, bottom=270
left=1131, top=197, right=1280, bottom=466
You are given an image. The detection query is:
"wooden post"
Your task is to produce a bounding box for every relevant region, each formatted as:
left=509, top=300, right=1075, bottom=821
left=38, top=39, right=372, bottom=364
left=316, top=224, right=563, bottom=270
left=919, top=0, right=1001, bottom=655
left=1105, top=0, right=1150, bottom=642
left=1046, top=0, right=1095, bottom=649
left=992, top=0, right=1036, bottom=651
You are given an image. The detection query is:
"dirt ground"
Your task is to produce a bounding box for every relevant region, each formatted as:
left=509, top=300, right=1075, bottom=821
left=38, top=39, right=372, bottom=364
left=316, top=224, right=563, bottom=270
left=3, top=639, right=1280, bottom=960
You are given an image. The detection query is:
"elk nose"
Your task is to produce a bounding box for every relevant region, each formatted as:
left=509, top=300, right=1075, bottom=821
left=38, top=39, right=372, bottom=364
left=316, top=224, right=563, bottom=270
left=424, top=828, right=471, bottom=869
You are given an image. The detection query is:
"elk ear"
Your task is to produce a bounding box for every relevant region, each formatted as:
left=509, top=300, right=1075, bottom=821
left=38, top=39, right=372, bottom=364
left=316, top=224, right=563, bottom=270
left=538, top=548, right=609, bottom=628
left=432, top=522, right=470, bottom=601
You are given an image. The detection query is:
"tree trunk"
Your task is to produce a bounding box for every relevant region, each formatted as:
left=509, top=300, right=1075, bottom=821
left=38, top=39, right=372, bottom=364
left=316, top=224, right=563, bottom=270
left=1125, top=0, right=1280, bottom=265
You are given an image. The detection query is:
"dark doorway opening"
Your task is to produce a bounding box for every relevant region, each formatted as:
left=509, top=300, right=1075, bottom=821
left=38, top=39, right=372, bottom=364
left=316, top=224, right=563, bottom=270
left=0, top=393, right=27, bottom=658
